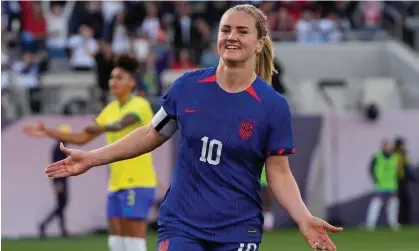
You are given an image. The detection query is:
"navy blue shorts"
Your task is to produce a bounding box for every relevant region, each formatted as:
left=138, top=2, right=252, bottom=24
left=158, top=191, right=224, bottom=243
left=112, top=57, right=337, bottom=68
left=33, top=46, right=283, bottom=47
left=158, top=236, right=260, bottom=251
left=106, top=187, right=155, bottom=220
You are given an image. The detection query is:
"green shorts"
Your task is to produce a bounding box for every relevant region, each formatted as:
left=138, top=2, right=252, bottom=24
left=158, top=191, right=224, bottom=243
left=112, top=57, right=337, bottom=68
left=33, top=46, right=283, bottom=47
left=261, top=165, right=268, bottom=187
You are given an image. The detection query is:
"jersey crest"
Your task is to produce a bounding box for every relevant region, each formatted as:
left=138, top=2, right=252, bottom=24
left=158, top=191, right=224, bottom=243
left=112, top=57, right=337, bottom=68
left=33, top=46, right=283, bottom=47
left=158, top=239, right=169, bottom=251
left=239, top=120, right=255, bottom=140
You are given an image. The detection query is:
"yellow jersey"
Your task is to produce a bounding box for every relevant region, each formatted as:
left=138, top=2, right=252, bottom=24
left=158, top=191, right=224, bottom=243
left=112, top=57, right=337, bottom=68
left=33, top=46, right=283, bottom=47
left=96, top=96, right=157, bottom=192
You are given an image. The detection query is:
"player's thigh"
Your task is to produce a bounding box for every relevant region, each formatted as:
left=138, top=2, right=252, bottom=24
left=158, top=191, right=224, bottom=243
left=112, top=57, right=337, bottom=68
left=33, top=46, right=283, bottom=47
left=213, top=242, right=260, bottom=251
left=158, top=236, right=206, bottom=251
left=106, top=191, right=123, bottom=235
left=109, top=218, right=124, bottom=235
left=121, top=218, right=147, bottom=238
left=120, top=187, right=156, bottom=237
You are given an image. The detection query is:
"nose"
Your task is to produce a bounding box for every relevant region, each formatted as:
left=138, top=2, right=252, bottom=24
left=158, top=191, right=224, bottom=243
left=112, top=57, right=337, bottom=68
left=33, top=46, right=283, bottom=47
left=227, top=30, right=239, bottom=41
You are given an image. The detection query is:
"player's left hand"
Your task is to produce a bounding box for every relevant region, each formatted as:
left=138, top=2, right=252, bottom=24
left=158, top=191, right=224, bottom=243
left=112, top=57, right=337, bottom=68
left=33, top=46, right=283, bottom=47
left=23, top=121, right=47, bottom=137
left=298, top=216, right=342, bottom=251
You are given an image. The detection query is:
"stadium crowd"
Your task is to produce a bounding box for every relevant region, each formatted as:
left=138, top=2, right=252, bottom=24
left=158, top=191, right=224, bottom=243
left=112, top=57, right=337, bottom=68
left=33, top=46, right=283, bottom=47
left=0, top=1, right=391, bottom=115
left=1, top=1, right=418, bottom=120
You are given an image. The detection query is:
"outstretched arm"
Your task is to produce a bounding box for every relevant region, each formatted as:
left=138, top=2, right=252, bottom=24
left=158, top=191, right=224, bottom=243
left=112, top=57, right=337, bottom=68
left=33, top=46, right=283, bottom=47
left=25, top=114, right=141, bottom=145
left=266, top=156, right=311, bottom=224
left=89, top=122, right=168, bottom=167
left=87, top=108, right=177, bottom=167
left=266, top=156, right=342, bottom=251
left=85, top=113, right=140, bottom=133
left=44, top=108, right=177, bottom=178
left=44, top=127, right=98, bottom=145
left=23, top=121, right=100, bottom=145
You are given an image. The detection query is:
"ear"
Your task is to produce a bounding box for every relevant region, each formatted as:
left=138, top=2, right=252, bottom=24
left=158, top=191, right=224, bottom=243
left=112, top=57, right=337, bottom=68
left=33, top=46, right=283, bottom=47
left=256, top=37, right=265, bottom=54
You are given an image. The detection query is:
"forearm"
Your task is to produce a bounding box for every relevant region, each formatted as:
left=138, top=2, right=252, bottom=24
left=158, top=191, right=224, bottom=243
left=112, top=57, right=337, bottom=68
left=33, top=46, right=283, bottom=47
left=85, top=123, right=129, bottom=133
left=45, top=129, right=92, bottom=145
left=267, top=168, right=312, bottom=225
left=88, top=124, right=165, bottom=167
left=88, top=114, right=140, bottom=133
left=103, top=122, right=126, bottom=132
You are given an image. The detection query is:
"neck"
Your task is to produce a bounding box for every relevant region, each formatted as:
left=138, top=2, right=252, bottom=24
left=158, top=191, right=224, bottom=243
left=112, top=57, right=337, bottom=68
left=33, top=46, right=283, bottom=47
left=216, top=59, right=257, bottom=93
left=117, top=93, right=132, bottom=105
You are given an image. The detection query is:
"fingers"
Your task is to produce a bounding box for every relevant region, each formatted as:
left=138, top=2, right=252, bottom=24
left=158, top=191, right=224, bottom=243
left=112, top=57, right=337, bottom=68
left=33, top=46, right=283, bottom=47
left=52, top=172, right=72, bottom=178
left=321, top=236, right=337, bottom=251
left=323, top=221, right=343, bottom=233
left=45, top=160, right=69, bottom=177
left=47, top=168, right=70, bottom=178
left=45, top=160, right=66, bottom=171
left=60, top=142, right=72, bottom=155
left=309, top=240, right=327, bottom=250
left=309, top=240, right=336, bottom=251
left=308, top=240, right=318, bottom=250
left=45, top=165, right=66, bottom=177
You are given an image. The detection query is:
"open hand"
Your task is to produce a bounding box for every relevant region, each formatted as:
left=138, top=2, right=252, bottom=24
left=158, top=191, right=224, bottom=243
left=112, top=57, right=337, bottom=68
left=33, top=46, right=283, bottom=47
left=298, top=216, right=343, bottom=251
left=23, top=121, right=46, bottom=137
left=45, top=143, right=93, bottom=178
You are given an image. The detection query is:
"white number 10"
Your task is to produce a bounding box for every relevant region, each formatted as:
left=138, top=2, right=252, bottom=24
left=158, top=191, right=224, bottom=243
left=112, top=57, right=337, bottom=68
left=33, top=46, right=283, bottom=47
left=238, top=243, right=258, bottom=251
left=200, top=136, right=223, bottom=165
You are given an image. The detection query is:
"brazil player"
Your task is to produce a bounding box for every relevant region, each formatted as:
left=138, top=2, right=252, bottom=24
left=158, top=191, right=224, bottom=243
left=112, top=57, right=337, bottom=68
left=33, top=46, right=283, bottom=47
left=24, top=55, right=156, bottom=251
left=44, top=4, right=342, bottom=251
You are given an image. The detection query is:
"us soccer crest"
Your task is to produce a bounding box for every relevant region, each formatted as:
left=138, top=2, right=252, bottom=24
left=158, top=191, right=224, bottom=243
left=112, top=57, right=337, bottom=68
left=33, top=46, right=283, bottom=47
left=239, top=120, right=255, bottom=140
left=158, top=239, right=169, bottom=251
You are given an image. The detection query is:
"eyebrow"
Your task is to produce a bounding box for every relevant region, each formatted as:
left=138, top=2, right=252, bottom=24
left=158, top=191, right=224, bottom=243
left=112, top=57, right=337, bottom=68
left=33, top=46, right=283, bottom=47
left=221, top=25, right=250, bottom=30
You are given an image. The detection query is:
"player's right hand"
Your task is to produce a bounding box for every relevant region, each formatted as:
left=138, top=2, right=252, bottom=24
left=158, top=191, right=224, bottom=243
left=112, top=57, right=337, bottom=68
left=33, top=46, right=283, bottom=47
left=45, top=143, right=92, bottom=178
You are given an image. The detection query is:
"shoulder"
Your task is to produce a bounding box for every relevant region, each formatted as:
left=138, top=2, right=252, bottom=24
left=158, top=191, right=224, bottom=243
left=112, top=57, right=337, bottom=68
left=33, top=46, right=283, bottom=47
left=253, top=77, right=290, bottom=110
left=130, top=96, right=152, bottom=109
left=103, top=100, right=118, bottom=111
left=97, top=101, right=117, bottom=120
left=168, top=67, right=217, bottom=92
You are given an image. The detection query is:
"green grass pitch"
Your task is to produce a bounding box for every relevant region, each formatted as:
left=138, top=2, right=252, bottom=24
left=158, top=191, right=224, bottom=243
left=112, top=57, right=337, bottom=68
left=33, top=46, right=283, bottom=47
left=2, top=226, right=418, bottom=251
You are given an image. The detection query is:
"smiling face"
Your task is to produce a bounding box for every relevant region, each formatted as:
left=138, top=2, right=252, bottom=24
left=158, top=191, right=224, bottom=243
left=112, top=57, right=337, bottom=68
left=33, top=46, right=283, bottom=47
left=217, top=9, right=264, bottom=66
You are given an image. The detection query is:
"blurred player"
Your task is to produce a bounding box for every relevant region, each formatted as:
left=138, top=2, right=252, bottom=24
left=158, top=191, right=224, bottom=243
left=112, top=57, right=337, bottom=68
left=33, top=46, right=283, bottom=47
left=24, top=54, right=156, bottom=251
left=39, top=124, right=71, bottom=238
left=260, top=165, right=275, bottom=232
left=44, top=4, right=342, bottom=251
left=365, top=140, right=400, bottom=231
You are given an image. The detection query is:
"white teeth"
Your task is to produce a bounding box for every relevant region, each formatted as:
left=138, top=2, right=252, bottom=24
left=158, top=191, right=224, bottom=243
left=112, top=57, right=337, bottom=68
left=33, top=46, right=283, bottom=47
left=226, top=45, right=240, bottom=49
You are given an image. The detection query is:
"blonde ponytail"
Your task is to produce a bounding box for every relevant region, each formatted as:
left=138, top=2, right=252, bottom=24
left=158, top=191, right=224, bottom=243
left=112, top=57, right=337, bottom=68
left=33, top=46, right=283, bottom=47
left=255, top=35, right=276, bottom=85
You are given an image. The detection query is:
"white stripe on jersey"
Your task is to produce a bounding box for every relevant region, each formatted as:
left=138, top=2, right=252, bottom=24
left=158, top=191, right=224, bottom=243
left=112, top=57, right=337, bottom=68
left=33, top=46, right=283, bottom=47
left=152, top=107, right=178, bottom=138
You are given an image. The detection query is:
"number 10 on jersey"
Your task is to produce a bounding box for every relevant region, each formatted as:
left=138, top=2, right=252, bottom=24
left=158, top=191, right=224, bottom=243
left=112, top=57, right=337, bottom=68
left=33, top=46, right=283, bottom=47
left=200, top=136, right=223, bottom=165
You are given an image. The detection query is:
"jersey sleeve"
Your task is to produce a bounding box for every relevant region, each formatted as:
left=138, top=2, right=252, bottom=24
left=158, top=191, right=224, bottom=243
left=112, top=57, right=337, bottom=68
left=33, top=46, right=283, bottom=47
left=161, top=75, right=183, bottom=118
left=266, top=95, right=295, bottom=157
left=152, top=74, right=184, bottom=137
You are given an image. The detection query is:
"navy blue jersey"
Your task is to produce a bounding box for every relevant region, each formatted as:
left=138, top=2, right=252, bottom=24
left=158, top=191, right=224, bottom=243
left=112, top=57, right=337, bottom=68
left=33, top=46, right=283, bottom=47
left=157, top=66, right=295, bottom=243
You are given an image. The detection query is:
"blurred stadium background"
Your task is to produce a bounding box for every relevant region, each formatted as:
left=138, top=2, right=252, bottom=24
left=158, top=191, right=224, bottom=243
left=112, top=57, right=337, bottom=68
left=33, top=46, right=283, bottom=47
left=1, top=1, right=419, bottom=250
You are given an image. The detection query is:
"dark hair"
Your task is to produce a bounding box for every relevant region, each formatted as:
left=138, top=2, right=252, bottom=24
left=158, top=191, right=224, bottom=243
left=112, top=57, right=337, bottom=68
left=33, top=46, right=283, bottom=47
left=394, top=137, right=404, bottom=148
left=115, top=54, right=140, bottom=74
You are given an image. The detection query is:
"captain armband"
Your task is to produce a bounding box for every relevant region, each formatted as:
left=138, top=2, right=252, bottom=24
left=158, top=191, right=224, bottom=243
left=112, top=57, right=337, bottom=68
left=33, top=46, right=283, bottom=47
left=152, top=107, right=178, bottom=138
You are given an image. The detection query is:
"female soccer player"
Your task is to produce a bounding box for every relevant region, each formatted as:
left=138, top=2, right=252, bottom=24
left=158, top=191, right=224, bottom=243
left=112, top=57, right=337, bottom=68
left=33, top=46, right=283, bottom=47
left=24, top=55, right=157, bottom=251
left=44, top=5, right=342, bottom=251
